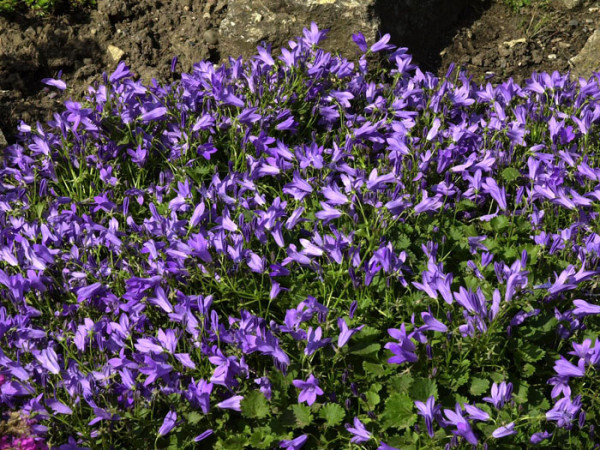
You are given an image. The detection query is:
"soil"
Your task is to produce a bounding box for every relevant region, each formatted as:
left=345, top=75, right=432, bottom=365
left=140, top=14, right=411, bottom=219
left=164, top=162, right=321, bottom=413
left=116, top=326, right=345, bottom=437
left=1, top=0, right=599, bottom=146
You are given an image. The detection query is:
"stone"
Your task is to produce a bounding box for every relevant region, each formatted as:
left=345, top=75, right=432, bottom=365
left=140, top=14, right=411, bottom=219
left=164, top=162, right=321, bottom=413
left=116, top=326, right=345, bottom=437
left=0, top=128, right=7, bottom=148
left=107, top=44, right=125, bottom=63
left=570, top=29, right=600, bottom=80
left=218, top=0, right=470, bottom=66
left=203, top=29, right=219, bottom=45
left=503, top=38, right=526, bottom=48
left=560, top=0, right=583, bottom=9
left=218, top=0, right=379, bottom=62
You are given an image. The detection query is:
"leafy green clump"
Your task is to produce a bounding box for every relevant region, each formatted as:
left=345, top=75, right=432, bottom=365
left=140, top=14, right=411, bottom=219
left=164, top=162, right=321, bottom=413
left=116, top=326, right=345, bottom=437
left=0, top=0, right=95, bottom=15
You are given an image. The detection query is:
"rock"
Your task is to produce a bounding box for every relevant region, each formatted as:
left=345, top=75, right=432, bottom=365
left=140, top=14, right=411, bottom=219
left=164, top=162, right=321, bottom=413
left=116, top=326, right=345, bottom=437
left=569, top=19, right=579, bottom=27
left=504, top=38, right=526, bottom=48
left=0, top=128, right=7, bottom=148
left=107, top=44, right=125, bottom=63
left=218, top=0, right=471, bottom=65
left=203, top=29, right=219, bottom=45
left=547, top=53, right=557, bottom=60
left=218, top=0, right=380, bottom=62
left=560, top=0, right=583, bottom=9
left=471, top=53, right=484, bottom=66
left=570, top=29, right=600, bottom=80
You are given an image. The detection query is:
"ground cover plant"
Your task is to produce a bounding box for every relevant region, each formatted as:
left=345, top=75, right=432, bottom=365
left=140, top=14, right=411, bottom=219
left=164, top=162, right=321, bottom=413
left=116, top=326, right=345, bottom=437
left=0, top=0, right=94, bottom=15
left=1, top=23, right=600, bottom=449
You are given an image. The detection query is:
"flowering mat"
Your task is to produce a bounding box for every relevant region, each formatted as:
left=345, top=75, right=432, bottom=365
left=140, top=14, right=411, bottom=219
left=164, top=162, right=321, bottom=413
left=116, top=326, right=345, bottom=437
left=1, top=23, right=600, bottom=449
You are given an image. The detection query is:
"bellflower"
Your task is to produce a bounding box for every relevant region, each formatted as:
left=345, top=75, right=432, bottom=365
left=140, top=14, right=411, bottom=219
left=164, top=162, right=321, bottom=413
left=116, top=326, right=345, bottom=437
left=292, top=374, right=323, bottom=406
left=280, top=434, right=308, bottom=449
left=158, top=410, right=178, bottom=436
left=337, top=318, right=364, bottom=348
left=216, top=395, right=243, bottom=412
left=443, top=404, right=478, bottom=445
left=492, top=422, right=516, bottom=438
left=414, top=395, right=437, bottom=437
left=483, top=381, right=513, bottom=409
left=345, top=417, right=371, bottom=443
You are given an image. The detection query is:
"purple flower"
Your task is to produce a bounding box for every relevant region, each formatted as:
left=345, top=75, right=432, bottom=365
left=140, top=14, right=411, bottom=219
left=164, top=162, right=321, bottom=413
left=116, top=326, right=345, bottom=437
left=255, top=377, right=272, bottom=400
left=420, top=312, right=448, bottom=333
left=109, top=61, right=131, bottom=81
left=572, top=299, right=600, bottom=316
left=337, top=318, right=364, bottom=348
left=158, top=411, right=178, bottom=436
left=194, top=429, right=213, bottom=442
left=305, top=326, right=332, bottom=356
left=280, top=434, right=308, bottom=449
left=370, top=33, right=394, bottom=53
left=140, top=106, right=168, bottom=123
left=464, top=404, right=490, bottom=422
left=493, top=422, right=516, bottom=438
left=377, top=443, right=400, bottom=450
left=292, top=374, right=323, bottom=406
left=216, top=395, right=243, bottom=412
left=443, top=404, right=478, bottom=445
left=530, top=430, right=552, bottom=444
left=546, top=395, right=582, bottom=428
left=554, top=357, right=586, bottom=378
left=315, top=201, right=342, bottom=223
left=46, top=399, right=73, bottom=415
left=483, top=381, right=513, bottom=409
left=415, top=395, right=437, bottom=437
left=186, top=378, right=212, bottom=413
left=345, top=417, right=371, bottom=443
left=302, top=22, right=328, bottom=47
left=33, top=348, right=60, bottom=375
left=42, top=77, right=66, bottom=90
left=385, top=325, right=418, bottom=365
left=352, top=32, right=368, bottom=52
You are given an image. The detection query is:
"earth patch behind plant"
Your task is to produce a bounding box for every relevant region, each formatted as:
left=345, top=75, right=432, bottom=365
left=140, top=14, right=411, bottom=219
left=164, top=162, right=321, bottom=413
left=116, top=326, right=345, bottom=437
left=1, top=0, right=599, bottom=146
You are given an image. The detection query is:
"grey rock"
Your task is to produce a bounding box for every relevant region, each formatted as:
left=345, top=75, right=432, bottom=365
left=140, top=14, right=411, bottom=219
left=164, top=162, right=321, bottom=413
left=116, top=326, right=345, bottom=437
left=218, top=0, right=470, bottom=64
left=570, top=29, right=600, bottom=80
left=218, top=0, right=379, bottom=62
left=203, top=29, right=219, bottom=46
left=107, top=45, right=125, bottom=63
left=560, top=0, right=583, bottom=9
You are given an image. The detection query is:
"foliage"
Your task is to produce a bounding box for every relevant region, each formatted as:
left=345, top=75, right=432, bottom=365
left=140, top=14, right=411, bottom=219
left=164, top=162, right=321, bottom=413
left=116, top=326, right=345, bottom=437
left=0, top=0, right=95, bottom=15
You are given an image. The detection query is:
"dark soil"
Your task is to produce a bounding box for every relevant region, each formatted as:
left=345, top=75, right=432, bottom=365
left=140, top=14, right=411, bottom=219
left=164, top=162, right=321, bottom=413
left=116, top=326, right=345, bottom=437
left=437, top=0, right=600, bottom=84
left=0, top=0, right=599, bottom=146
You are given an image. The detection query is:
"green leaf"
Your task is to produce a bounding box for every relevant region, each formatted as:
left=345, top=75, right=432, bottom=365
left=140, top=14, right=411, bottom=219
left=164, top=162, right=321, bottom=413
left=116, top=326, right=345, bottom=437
left=396, top=234, right=412, bottom=250
left=319, top=403, right=345, bottom=427
left=291, top=404, right=313, bottom=428
left=186, top=411, right=203, bottom=426
left=350, top=342, right=381, bottom=356
left=388, top=374, right=413, bottom=393
left=363, top=361, right=387, bottom=377
left=522, top=363, right=536, bottom=378
left=469, top=377, right=490, bottom=396
left=517, top=342, right=545, bottom=362
left=364, top=391, right=381, bottom=409
left=501, top=167, right=521, bottom=183
left=411, top=378, right=438, bottom=402
left=491, top=215, right=510, bottom=231
left=216, top=435, right=249, bottom=450
left=513, top=383, right=529, bottom=404
left=382, top=392, right=416, bottom=430
left=248, top=426, right=276, bottom=449
left=242, top=390, right=270, bottom=419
